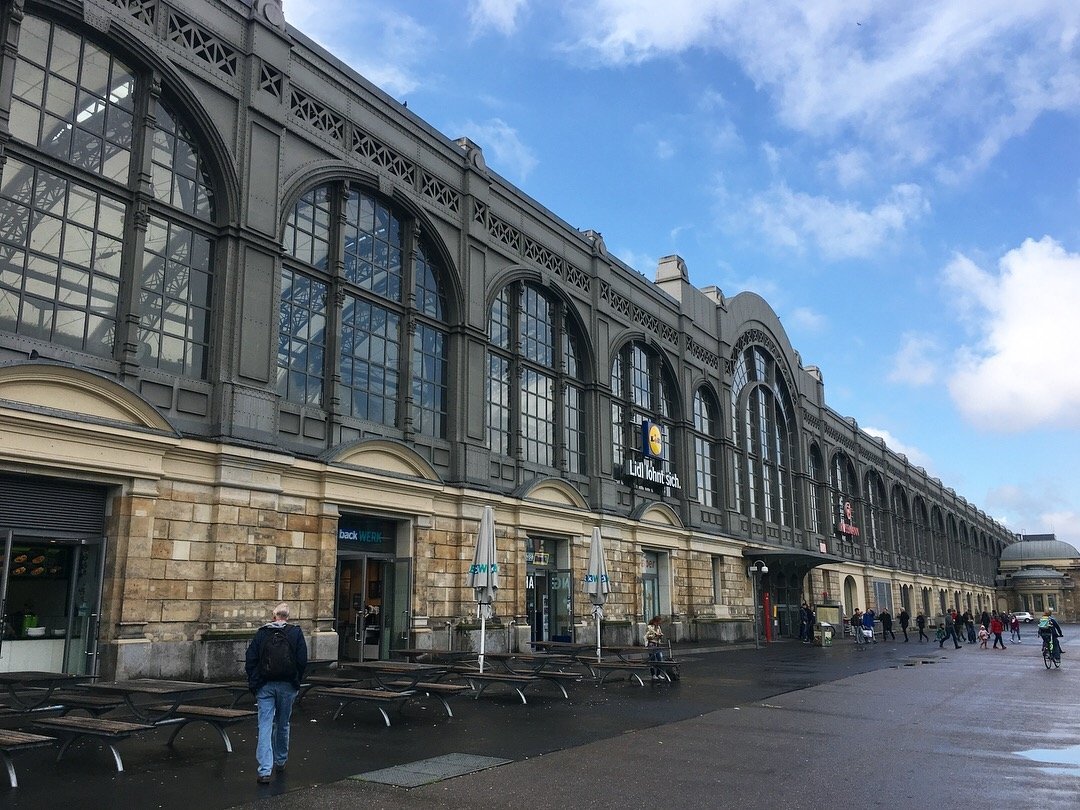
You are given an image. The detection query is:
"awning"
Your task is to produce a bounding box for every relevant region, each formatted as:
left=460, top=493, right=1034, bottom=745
left=741, top=546, right=845, bottom=569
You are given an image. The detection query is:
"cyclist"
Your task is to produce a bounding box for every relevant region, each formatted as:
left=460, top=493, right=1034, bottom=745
left=1037, top=610, right=1063, bottom=662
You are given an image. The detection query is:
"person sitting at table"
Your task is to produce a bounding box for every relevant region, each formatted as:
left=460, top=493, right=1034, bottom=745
left=245, top=602, right=308, bottom=784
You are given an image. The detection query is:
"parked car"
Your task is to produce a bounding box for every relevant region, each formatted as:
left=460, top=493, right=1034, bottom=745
left=1012, top=611, right=1035, bottom=623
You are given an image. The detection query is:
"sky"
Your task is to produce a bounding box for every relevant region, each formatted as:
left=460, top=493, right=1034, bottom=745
left=282, top=1, right=1080, bottom=549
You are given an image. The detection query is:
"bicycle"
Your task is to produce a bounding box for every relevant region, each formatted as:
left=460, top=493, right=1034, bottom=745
left=1041, top=633, right=1060, bottom=669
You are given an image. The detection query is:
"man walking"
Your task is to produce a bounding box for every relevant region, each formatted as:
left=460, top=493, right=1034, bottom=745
left=942, top=610, right=961, bottom=650
left=880, top=608, right=895, bottom=641
left=916, top=611, right=929, bottom=642
left=246, top=603, right=308, bottom=784
left=898, top=607, right=910, bottom=642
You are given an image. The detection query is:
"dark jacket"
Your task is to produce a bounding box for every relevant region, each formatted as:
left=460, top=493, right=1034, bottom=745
left=245, top=621, right=308, bottom=692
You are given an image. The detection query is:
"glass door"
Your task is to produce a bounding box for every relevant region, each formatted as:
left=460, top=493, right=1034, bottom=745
left=335, top=554, right=411, bottom=661
left=642, top=551, right=660, bottom=620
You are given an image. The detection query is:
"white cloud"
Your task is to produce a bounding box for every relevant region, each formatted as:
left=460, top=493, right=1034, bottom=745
left=943, top=237, right=1080, bottom=431
left=469, top=0, right=529, bottom=37
left=741, top=182, right=929, bottom=260
left=787, top=306, right=827, bottom=333
left=451, top=118, right=539, bottom=182
left=986, top=483, right=1080, bottom=547
left=283, top=1, right=433, bottom=96
left=656, top=139, right=676, bottom=160
left=562, top=2, right=1080, bottom=176
left=820, top=148, right=872, bottom=188
left=888, top=333, right=941, bottom=387
left=862, top=426, right=934, bottom=472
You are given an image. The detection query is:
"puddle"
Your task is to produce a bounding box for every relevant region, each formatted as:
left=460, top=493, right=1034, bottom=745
left=1015, top=744, right=1080, bottom=775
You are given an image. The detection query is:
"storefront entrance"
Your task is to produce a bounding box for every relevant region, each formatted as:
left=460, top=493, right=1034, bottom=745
left=0, top=530, right=106, bottom=674
left=335, top=515, right=411, bottom=661
left=525, top=537, right=571, bottom=643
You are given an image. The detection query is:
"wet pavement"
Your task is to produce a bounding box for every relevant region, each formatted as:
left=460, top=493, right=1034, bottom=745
left=4, top=628, right=1078, bottom=809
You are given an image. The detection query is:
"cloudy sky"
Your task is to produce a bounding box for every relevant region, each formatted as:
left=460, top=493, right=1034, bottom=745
left=283, top=1, right=1080, bottom=548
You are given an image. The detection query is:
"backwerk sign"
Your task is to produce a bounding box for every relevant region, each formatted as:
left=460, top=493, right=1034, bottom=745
left=623, top=419, right=681, bottom=490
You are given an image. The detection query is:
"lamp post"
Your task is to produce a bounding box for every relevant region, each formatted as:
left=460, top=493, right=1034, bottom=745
left=748, top=560, right=768, bottom=649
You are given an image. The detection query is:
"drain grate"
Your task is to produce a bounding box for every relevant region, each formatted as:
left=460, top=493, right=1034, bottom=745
left=352, top=753, right=512, bottom=788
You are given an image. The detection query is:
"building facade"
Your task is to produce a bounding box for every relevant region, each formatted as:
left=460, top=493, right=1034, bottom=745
left=996, top=535, right=1078, bottom=622
left=0, top=0, right=1015, bottom=679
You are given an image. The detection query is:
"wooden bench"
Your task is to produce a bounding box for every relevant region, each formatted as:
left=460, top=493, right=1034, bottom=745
left=383, top=681, right=472, bottom=717
left=453, top=671, right=570, bottom=704
left=51, top=692, right=126, bottom=717
left=148, top=704, right=256, bottom=753
left=312, top=687, right=415, bottom=726
left=585, top=659, right=680, bottom=685
left=32, top=716, right=154, bottom=772
left=0, top=729, right=57, bottom=788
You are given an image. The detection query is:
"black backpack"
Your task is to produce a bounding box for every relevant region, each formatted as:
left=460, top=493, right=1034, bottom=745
left=259, top=628, right=296, bottom=681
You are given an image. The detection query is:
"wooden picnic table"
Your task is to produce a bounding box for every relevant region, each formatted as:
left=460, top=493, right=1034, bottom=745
left=86, top=679, right=227, bottom=723
left=0, top=671, right=95, bottom=711
left=86, top=679, right=252, bottom=752
left=481, top=652, right=582, bottom=676
left=391, top=648, right=478, bottom=664
left=337, top=660, right=450, bottom=691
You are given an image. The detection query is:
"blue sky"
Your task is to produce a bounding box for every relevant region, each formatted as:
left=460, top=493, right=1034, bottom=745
left=284, top=1, right=1080, bottom=548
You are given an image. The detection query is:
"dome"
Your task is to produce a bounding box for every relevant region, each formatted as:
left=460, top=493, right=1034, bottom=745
left=1000, top=538, right=1080, bottom=562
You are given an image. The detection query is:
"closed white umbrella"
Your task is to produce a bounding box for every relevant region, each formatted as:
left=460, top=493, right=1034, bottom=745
left=584, top=527, right=610, bottom=661
left=466, top=505, right=499, bottom=672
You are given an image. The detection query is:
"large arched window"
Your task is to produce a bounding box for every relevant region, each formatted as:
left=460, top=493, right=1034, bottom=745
left=829, top=451, right=859, bottom=552
left=730, top=344, right=798, bottom=526
left=891, top=485, right=913, bottom=561
left=807, top=443, right=827, bottom=534
left=912, top=496, right=930, bottom=568
left=864, top=471, right=887, bottom=549
left=486, top=281, right=586, bottom=473
left=611, top=341, right=676, bottom=487
left=277, top=183, right=449, bottom=437
left=692, top=387, right=720, bottom=508
left=1, top=14, right=217, bottom=378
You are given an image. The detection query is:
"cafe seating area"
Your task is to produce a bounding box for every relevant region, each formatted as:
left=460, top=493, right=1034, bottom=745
left=0, top=642, right=681, bottom=789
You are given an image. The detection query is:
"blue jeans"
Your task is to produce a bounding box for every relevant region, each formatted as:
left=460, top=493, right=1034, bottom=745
left=256, top=680, right=297, bottom=776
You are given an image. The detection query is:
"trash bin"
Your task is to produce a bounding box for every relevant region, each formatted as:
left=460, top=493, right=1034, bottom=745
left=816, top=622, right=833, bottom=647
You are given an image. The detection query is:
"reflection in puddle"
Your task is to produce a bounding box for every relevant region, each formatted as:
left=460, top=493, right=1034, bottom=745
left=1015, top=745, right=1080, bottom=775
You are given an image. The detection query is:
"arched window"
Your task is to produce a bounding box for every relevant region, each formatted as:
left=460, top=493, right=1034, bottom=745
left=730, top=344, right=798, bottom=526
left=864, top=471, right=887, bottom=549
left=486, top=282, right=586, bottom=473
left=912, top=497, right=929, bottom=568
left=2, top=14, right=217, bottom=378
left=807, top=443, right=827, bottom=534
left=692, top=387, right=720, bottom=508
left=891, top=485, right=913, bottom=561
left=611, top=341, right=676, bottom=488
left=931, top=507, right=947, bottom=571
left=947, top=516, right=960, bottom=575
left=277, top=183, right=449, bottom=437
left=829, top=451, right=859, bottom=551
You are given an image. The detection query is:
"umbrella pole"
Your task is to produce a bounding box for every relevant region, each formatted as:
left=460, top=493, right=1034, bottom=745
left=479, top=608, right=487, bottom=673
left=596, top=614, right=602, bottom=662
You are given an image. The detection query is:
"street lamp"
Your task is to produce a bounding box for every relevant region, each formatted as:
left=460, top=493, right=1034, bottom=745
left=748, top=560, right=768, bottom=649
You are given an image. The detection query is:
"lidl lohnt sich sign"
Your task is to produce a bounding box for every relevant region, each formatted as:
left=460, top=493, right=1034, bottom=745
left=622, top=419, right=682, bottom=490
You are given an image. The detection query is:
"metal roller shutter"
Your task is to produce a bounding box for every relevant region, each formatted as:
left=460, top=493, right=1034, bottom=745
left=0, top=474, right=108, bottom=535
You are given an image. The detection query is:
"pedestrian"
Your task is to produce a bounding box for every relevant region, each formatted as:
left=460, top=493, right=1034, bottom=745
left=964, top=612, right=977, bottom=644
left=645, top=615, right=665, bottom=680
left=898, top=608, right=910, bottom=642
left=245, top=602, right=308, bottom=784
left=977, top=625, right=989, bottom=648
left=1010, top=613, right=1021, bottom=643
left=851, top=608, right=863, bottom=644
left=916, top=611, right=929, bottom=642
left=862, top=608, right=876, bottom=643
left=800, top=602, right=812, bottom=644
left=942, top=611, right=961, bottom=649
left=880, top=608, right=895, bottom=641
left=990, top=612, right=1007, bottom=650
